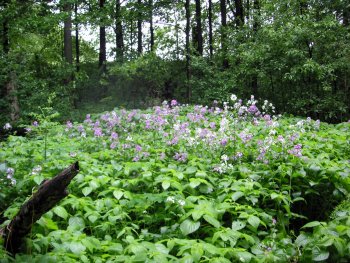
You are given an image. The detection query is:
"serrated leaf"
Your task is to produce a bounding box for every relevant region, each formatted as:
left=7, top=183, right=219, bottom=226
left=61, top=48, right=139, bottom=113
left=53, top=206, right=68, bottom=219
left=232, top=191, right=244, bottom=201
left=113, top=190, right=124, bottom=200
left=248, top=215, right=260, bottom=229
left=203, top=215, right=221, bottom=228
left=232, top=220, right=246, bottom=231
left=82, top=187, right=92, bottom=196
left=180, top=219, right=200, bottom=235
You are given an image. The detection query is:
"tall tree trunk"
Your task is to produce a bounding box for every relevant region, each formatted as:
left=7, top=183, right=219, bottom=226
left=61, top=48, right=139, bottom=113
left=137, top=0, right=142, bottom=55
left=185, top=0, right=191, bottom=101
left=75, top=1, right=80, bottom=72
left=99, top=0, right=106, bottom=71
left=251, top=0, right=259, bottom=96
left=194, top=0, right=203, bottom=56
left=115, top=0, right=124, bottom=62
left=2, top=0, right=20, bottom=122
left=149, top=0, right=154, bottom=52
left=343, top=4, right=350, bottom=26
left=208, top=0, right=213, bottom=58
left=220, top=0, right=229, bottom=68
left=63, top=2, right=73, bottom=65
left=234, top=0, right=244, bottom=27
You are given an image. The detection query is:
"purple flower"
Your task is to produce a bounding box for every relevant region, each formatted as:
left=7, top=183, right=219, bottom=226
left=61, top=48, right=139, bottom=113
left=3, top=123, right=11, bottom=130
left=288, top=144, right=302, bottom=157
left=160, top=152, right=166, bottom=160
left=135, top=145, right=142, bottom=152
left=220, top=138, right=228, bottom=146
left=66, top=121, right=73, bottom=129
left=94, top=127, right=103, bottom=137
left=77, top=124, right=84, bottom=133
left=248, top=105, right=258, bottom=114
left=33, top=121, right=39, bottom=127
left=174, top=152, right=188, bottom=162
left=110, top=142, right=117, bottom=149
left=111, top=132, right=119, bottom=140
left=209, top=122, right=216, bottom=129
left=171, top=99, right=178, bottom=106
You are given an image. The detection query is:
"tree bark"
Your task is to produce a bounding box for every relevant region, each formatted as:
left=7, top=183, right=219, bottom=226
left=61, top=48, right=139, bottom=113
left=115, top=0, right=124, bottom=62
left=234, top=0, right=244, bottom=27
left=75, top=1, right=80, bottom=72
left=1, top=162, right=80, bottom=255
left=149, top=0, right=154, bottom=52
left=99, top=0, right=106, bottom=71
left=137, top=0, right=143, bottom=55
left=6, top=71, right=20, bottom=122
left=220, top=0, right=229, bottom=69
left=63, top=2, right=73, bottom=65
left=208, top=0, right=213, bottom=58
left=194, top=0, right=203, bottom=56
left=185, top=0, right=191, bottom=102
left=251, top=0, right=259, bottom=96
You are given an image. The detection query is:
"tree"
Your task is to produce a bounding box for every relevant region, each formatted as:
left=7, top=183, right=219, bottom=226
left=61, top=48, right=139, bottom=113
left=99, top=0, right=107, bottom=71
left=149, top=0, right=154, bottom=52
left=220, top=0, right=229, bottom=68
left=137, top=0, right=143, bottom=55
left=208, top=0, right=213, bottom=58
left=193, top=0, right=203, bottom=56
left=115, top=0, right=124, bottom=62
left=75, top=1, right=80, bottom=72
left=63, top=1, right=73, bottom=65
left=185, top=0, right=191, bottom=101
left=234, top=0, right=244, bottom=26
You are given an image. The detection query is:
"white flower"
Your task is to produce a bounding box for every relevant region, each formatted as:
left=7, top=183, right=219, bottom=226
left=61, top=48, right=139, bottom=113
left=178, top=200, right=185, bottom=206
left=230, top=94, right=237, bottom=101
left=126, top=136, right=133, bottom=141
left=221, top=154, right=229, bottom=162
left=3, top=123, right=12, bottom=130
left=166, top=196, right=175, bottom=203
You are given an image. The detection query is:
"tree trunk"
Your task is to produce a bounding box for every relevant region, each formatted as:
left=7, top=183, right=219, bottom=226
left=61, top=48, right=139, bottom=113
left=234, top=0, right=244, bottom=27
left=63, top=2, right=73, bottom=65
left=251, top=0, right=259, bottom=96
left=149, top=0, right=154, bottom=52
left=194, top=0, right=203, bottom=56
left=6, top=71, right=20, bottom=122
left=208, top=0, right=213, bottom=58
left=1, top=162, right=80, bottom=255
left=185, top=0, right=191, bottom=102
left=137, top=0, right=143, bottom=55
left=99, top=0, right=106, bottom=71
left=75, top=1, right=80, bottom=72
left=115, top=0, right=124, bottom=62
left=220, top=0, right=229, bottom=68
left=343, top=3, right=350, bottom=26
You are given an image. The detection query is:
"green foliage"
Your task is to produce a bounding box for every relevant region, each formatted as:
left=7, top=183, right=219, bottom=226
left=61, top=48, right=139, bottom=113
left=0, top=97, right=349, bottom=261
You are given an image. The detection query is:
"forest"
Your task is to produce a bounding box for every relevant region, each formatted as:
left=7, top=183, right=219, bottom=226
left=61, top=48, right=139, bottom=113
left=1, top=0, right=350, bottom=262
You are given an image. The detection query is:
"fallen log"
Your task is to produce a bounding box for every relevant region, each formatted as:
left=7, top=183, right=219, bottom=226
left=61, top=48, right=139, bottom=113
left=1, top=162, right=79, bottom=255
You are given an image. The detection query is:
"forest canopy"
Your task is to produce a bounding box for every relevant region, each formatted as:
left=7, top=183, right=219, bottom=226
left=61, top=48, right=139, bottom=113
left=1, top=0, right=349, bottom=123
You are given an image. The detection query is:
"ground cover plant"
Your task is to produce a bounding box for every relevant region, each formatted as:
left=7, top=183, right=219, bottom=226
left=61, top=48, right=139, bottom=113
left=0, top=96, right=350, bottom=262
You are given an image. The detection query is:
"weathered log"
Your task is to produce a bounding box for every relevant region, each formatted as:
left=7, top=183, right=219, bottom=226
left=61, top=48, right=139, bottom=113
left=1, top=162, right=79, bottom=255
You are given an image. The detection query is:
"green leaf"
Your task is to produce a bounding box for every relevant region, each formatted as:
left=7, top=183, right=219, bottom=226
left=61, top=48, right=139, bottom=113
left=185, top=166, right=197, bottom=174
left=232, top=191, right=244, bottom=201
left=192, top=210, right=204, bottom=221
left=68, top=216, right=85, bottom=231
left=232, top=220, right=246, bottom=231
left=189, top=179, right=201, bottom=189
left=82, top=187, right=92, bottom=196
left=69, top=242, right=86, bottom=254
left=33, top=174, right=44, bottom=185
left=248, top=215, right=260, bottom=229
left=301, top=221, right=322, bottom=229
left=180, top=219, right=200, bottom=235
left=162, top=181, right=171, bottom=190
left=113, top=190, right=124, bottom=200
left=203, top=215, right=221, bottom=228
left=312, top=249, right=329, bottom=261
left=53, top=206, right=68, bottom=219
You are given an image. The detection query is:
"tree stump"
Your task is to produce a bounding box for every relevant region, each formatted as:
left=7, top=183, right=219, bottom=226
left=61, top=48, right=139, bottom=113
left=1, top=162, right=79, bottom=255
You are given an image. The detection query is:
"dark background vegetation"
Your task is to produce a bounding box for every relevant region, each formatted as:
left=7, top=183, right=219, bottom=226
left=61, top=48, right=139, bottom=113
left=1, top=0, right=349, bottom=125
